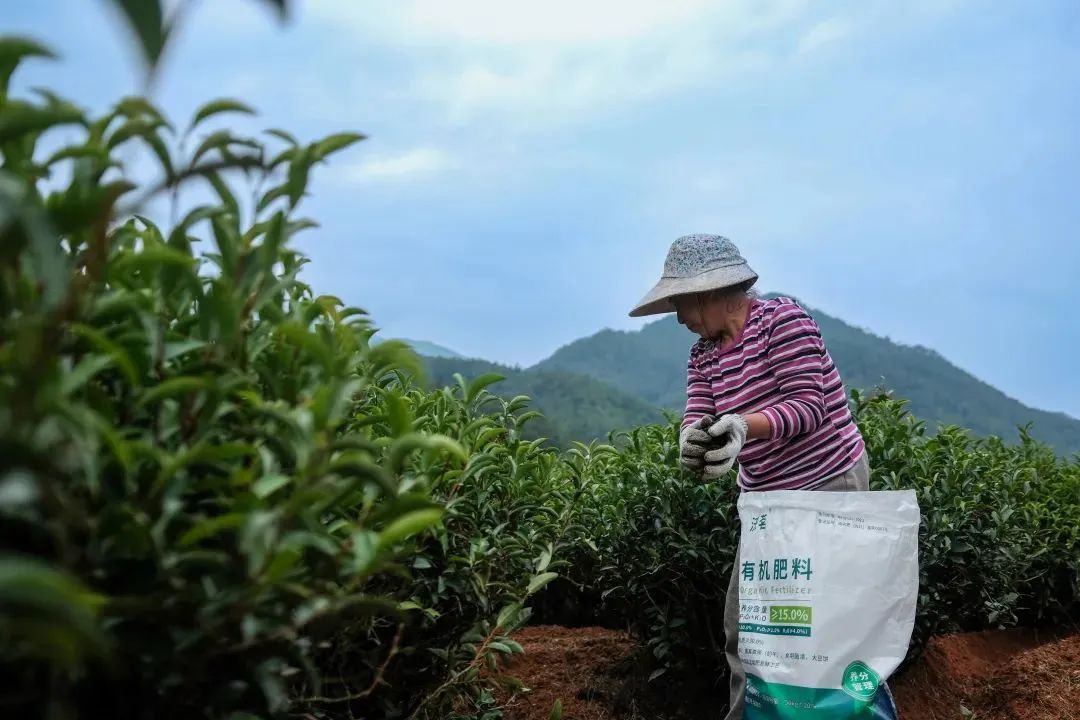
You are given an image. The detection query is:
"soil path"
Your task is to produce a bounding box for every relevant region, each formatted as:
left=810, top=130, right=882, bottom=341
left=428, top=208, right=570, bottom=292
left=498, top=626, right=1079, bottom=720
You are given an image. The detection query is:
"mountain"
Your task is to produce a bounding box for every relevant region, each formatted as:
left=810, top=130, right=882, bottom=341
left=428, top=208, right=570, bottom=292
left=536, top=294, right=1080, bottom=454
left=533, top=313, right=692, bottom=409
left=375, top=337, right=463, bottom=359
left=419, top=356, right=664, bottom=447
left=401, top=295, right=1080, bottom=453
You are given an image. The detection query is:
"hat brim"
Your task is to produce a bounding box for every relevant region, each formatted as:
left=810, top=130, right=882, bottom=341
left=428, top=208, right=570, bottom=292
left=628, top=264, right=758, bottom=317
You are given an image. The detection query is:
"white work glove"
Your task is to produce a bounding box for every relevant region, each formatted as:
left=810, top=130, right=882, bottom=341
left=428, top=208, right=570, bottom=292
left=679, top=415, right=716, bottom=472
left=702, top=414, right=749, bottom=479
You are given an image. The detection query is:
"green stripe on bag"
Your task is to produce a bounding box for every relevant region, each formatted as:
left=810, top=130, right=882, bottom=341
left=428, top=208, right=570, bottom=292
left=744, top=675, right=898, bottom=720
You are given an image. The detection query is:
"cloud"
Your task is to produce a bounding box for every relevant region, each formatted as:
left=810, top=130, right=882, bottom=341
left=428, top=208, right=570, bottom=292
left=429, top=45, right=776, bottom=124
left=310, top=0, right=716, bottom=45
left=796, top=17, right=853, bottom=54
left=338, top=147, right=449, bottom=183
left=309, top=0, right=811, bottom=122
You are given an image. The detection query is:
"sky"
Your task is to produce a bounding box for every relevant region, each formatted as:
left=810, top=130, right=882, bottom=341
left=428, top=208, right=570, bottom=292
left=7, top=0, right=1080, bottom=418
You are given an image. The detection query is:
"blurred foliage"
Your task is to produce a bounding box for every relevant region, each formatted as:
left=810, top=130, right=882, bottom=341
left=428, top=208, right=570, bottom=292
left=0, top=33, right=556, bottom=720
left=104, top=0, right=290, bottom=79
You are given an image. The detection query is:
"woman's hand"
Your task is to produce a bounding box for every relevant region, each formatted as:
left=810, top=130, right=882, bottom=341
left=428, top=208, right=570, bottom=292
left=702, top=414, right=750, bottom=478
left=680, top=415, right=716, bottom=471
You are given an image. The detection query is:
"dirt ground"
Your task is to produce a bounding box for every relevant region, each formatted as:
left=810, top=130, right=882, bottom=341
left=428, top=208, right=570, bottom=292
left=892, top=629, right=1079, bottom=720
left=497, top=625, right=1079, bottom=720
left=495, top=626, right=640, bottom=720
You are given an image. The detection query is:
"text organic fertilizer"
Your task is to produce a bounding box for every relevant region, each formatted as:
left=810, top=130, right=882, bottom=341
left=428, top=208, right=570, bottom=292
left=736, top=489, right=920, bottom=719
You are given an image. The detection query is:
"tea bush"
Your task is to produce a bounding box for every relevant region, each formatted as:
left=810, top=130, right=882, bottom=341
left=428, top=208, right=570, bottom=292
left=563, top=423, right=738, bottom=685
left=858, top=390, right=1080, bottom=650
left=549, top=390, right=1079, bottom=696
left=0, top=38, right=557, bottom=720
left=303, top=378, right=578, bottom=719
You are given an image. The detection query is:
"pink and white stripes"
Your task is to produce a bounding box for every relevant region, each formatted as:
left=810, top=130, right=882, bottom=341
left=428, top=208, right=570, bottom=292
left=682, top=297, right=865, bottom=490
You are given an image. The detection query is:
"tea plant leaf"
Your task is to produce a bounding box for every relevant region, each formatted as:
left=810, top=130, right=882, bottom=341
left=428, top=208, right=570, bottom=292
left=383, top=389, right=413, bottom=436
left=69, top=323, right=138, bottom=385
left=47, top=179, right=135, bottom=239
left=256, top=185, right=288, bottom=213
left=1, top=176, right=69, bottom=309
left=252, top=475, right=290, bottom=500
left=0, top=36, right=56, bottom=95
left=263, top=547, right=301, bottom=583
left=325, top=458, right=396, bottom=497
left=108, top=0, right=167, bottom=70
left=114, top=95, right=168, bottom=125
left=312, top=132, right=366, bottom=162
left=256, top=0, right=290, bottom=19
left=140, top=131, right=174, bottom=177
left=258, top=212, right=286, bottom=269
left=267, top=147, right=294, bottom=169
left=548, top=699, right=563, bottom=720
left=536, top=545, right=553, bottom=573
left=466, top=373, right=506, bottom=405
left=277, top=322, right=334, bottom=371
left=61, top=354, right=115, bottom=394
left=190, top=99, right=256, bottom=130
left=191, top=131, right=261, bottom=166
left=0, top=555, right=106, bottom=669
left=265, top=128, right=298, bottom=146
left=45, top=144, right=112, bottom=167
left=203, top=170, right=240, bottom=219
left=348, top=529, right=378, bottom=575
left=106, top=117, right=166, bottom=149
left=163, top=340, right=208, bottom=362
left=285, top=146, right=313, bottom=207
left=376, top=509, right=445, bottom=551
left=255, top=659, right=288, bottom=713
left=172, top=205, right=223, bottom=239
left=112, top=244, right=197, bottom=275
left=526, top=572, right=559, bottom=596
left=136, top=376, right=212, bottom=406
left=180, top=513, right=245, bottom=547
left=0, top=100, right=84, bottom=144
left=386, top=433, right=467, bottom=474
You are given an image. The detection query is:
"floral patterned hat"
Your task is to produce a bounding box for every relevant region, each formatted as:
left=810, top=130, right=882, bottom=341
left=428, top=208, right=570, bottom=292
left=628, top=234, right=759, bottom=317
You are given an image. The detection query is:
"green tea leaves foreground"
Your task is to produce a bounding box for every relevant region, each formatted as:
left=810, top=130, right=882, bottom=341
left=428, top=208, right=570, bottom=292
left=0, top=43, right=553, bottom=720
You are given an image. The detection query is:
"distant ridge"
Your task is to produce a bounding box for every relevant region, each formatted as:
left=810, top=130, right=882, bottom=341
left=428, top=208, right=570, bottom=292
left=402, top=295, right=1080, bottom=453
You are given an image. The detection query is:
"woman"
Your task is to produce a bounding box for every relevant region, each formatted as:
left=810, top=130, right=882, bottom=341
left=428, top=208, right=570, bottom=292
left=628, top=234, right=871, bottom=720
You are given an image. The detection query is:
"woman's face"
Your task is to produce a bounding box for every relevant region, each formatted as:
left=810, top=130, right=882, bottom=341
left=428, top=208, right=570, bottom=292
left=673, top=294, right=708, bottom=337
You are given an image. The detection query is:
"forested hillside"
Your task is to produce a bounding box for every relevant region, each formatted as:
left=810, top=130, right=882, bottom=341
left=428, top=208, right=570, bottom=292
left=534, top=295, right=1080, bottom=454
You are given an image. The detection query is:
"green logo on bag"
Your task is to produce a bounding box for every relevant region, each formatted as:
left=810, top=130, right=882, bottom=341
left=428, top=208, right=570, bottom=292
left=840, top=661, right=880, bottom=701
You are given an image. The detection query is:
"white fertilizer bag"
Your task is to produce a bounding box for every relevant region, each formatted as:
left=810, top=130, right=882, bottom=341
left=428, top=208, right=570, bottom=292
left=735, top=489, right=920, bottom=719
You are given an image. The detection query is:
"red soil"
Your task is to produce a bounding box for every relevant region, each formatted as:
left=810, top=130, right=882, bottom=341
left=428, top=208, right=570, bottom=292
left=892, top=629, right=1079, bottom=720
left=498, top=625, right=1079, bottom=720
left=497, top=625, right=637, bottom=720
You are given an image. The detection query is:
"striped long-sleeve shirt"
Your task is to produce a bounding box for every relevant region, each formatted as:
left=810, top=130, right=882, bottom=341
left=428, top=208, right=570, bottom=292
left=682, top=296, right=865, bottom=491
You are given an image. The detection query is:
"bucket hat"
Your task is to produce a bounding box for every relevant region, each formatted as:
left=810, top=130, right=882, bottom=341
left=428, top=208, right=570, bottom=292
left=628, top=234, right=758, bottom=317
